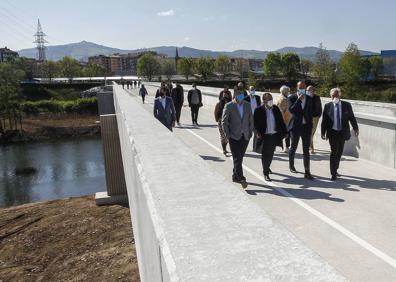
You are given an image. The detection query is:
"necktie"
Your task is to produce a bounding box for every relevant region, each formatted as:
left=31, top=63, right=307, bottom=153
left=336, top=103, right=341, bottom=130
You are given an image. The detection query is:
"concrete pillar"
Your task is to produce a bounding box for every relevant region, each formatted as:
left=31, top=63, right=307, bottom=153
left=95, top=90, right=128, bottom=205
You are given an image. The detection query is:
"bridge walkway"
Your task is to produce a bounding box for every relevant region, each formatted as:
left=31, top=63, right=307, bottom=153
left=126, top=86, right=396, bottom=281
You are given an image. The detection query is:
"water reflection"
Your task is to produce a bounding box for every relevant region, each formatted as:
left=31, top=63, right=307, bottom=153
left=0, top=137, right=106, bottom=207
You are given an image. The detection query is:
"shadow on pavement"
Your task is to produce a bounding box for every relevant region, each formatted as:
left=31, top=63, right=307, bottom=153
left=245, top=182, right=345, bottom=202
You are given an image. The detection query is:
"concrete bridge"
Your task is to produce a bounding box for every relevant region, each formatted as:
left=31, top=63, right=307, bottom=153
left=97, top=82, right=396, bottom=281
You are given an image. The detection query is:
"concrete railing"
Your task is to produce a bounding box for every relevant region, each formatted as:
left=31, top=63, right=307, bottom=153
left=112, top=84, right=345, bottom=281
left=145, top=82, right=396, bottom=169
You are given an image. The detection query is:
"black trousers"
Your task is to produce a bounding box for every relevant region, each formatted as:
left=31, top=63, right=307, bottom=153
left=261, top=134, right=277, bottom=175
left=328, top=130, right=345, bottom=176
left=190, top=105, right=200, bottom=123
left=229, top=137, right=249, bottom=180
left=175, top=105, right=182, bottom=123
left=289, top=125, right=312, bottom=172
left=284, top=134, right=290, bottom=148
left=141, top=95, right=146, bottom=103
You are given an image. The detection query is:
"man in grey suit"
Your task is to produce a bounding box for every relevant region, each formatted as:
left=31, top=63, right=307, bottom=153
left=154, top=87, right=176, bottom=131
left=222, top=89, right=254, bottom=187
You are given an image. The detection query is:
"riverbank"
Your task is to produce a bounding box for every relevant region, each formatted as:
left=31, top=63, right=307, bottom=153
left=0, top=114, right=100, bottom=145
left=0, top=196, right=140, bottom=281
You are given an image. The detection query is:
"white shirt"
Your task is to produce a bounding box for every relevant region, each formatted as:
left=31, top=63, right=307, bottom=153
left=160, top=97, right=166, bottom=109
left=332, top=101, right=342, bottom=131
left=265, top=108, right=277, bottom=134
left=250, top=95, right=258, bottom=113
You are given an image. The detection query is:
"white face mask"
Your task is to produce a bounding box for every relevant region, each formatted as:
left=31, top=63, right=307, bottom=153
left=307, top=91, right=313, bottom=97
left=298, top=89, right=306, bottom=95
left=250, top=90, right=255, bottom=96
left=333, top=97, right=340, bottom=104
left=266, top=100, right=274, bottom=108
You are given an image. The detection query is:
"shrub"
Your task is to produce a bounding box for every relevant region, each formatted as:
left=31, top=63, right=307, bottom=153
left=21, top=98, right=98, bottom=115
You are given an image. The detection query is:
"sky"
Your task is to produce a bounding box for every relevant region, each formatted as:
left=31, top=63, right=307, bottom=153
left=1, top=0, right=395, bottom=52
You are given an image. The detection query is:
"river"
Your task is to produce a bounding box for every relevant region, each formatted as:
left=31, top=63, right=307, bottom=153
left=0, top=137, right=106, bottom=208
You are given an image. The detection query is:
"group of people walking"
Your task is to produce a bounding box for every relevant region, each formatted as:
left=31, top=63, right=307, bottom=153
left=148, top=80, right=359, bottom=186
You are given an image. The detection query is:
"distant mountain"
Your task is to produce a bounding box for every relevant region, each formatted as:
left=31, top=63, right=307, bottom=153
left=18, top=41, right=127, bottom=61
left=18, top=41, right=379, bottom=62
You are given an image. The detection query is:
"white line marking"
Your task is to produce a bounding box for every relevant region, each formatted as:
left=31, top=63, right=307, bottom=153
left=185, top=128, right=396, bottom=269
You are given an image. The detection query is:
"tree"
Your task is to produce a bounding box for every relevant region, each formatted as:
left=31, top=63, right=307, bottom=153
left=281, top=52, right=300, bottom=81
left=42, top=61, right=61, bottom=81
left=83, top=63, right=106, bottom=78
left=161, top=60, right=176, bottom=81
left=177, top=57, right=194, bottom=81
left=195, top=57, right=214, bottom=81
left=361, top=57, right=372, bottom=81
left=263, top=52, right=282, bottom=78
left=137, top=53, right=161, bottom=81
left=215, top=55, right=231, bottom=80
left=368, top=56, right=384, bottom=80
left=300, top=58, right=313, bottom=79
left=235, top=59, right=248, bottom=80
left=247, top=71, right=257, bottom=88
left=59, top=56, right=82, bottom=83
left=0, top=62, right=25, bottom=131
left=337, top=43, right=365, bottom=98
left=313, top=43, right=337, bottom=96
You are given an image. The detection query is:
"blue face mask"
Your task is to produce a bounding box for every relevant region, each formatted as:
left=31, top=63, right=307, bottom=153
left=236, top=94, right=245, bottom=102
left=298, top=89, right=306, bottom=96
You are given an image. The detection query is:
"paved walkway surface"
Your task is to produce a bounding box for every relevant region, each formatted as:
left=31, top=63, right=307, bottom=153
left=126, top=86, right=396, bottom=282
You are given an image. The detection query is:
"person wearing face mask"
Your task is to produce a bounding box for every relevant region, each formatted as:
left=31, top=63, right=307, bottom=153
left=153, top=86, right=176, bottom=131
left=321, top=88, right=359, bottom=181
left=287, top=81, right=314, bottom=180
left=245, top=86, right=261, bottom=114
left=277, top=85, right=291, bottom=152
left=222, top=88, right=254, bottom=188
left=245, top=86, right=261, bottom=151
left=187, top=83, right=203, bottom=126
left=214, top=91, right=232, bottom=155
left=254, top=93, right=287, bottom=181
left=307, top=85, right=322, bottom=154
left=218, top=84, right=231, bottom=101
left=155, top=81, right=170, bottom=98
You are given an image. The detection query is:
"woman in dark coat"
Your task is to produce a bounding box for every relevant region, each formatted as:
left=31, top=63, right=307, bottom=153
left=214, top=91, right=232, bottom=155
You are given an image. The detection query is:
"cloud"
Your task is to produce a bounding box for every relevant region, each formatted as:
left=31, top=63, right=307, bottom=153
left=157, top=9, right=175, bottom=17
left=184, top=37, right=191, bottom=42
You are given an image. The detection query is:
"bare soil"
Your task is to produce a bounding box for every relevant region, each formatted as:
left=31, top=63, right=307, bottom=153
left=21, top=114, right=99, bottom=133
left=0, top=196, right=140, bottom=282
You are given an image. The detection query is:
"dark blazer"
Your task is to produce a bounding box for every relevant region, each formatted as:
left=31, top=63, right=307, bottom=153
left=321, top=101, right=358, bottom=141
left=171, top=86, right=184, bottom=107
left=187, top=89, right=202, bottom=107
left=287, top=94, right=313, bottom=132
left=312, top=95, right=323, bottom=118
left=153, top=97, right=176, bottom=129
left=254, top=105, right=287, bottom=148
left=244, top=95, right=261, bottom=106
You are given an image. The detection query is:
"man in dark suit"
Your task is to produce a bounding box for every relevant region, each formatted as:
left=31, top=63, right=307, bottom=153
left=153, top=86, right=176, bottom=131
left=321, top=88, right=359, bottom=181
left=187, top=83, right=203, bottom=126
left=222, top=90, right=254, bottom=188
left=171, top=82, right=184, bottom=126
left=287, top=81, right=314, bottom=179
left=254, top=93, right=287, bottom=181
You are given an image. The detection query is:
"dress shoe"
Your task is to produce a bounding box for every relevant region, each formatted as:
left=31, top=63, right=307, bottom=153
left=331, top=175, right=337, bottom=181
left=336, top=172, right=341, bottom=177
left=289, top=166, right=298, bottom=173
left=240, top=180, right=248, bottom=189
left=304, top=172, right=314, bottom=180
left=264, top=175, right=271, bottom=182
left=268, top=168, right=273, bottom=174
